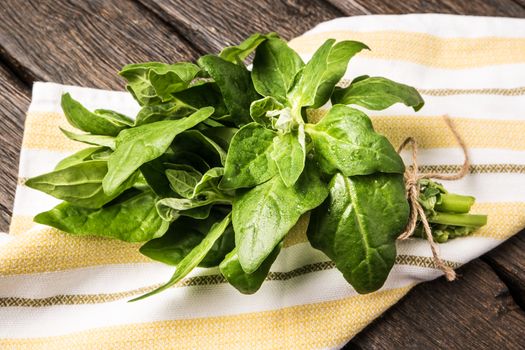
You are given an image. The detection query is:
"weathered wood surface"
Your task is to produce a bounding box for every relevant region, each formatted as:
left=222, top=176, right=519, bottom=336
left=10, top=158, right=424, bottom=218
left=0, top=65, right=29, bottom=232
left=0, top=0, right=523, bottom=348
left=137, top=0, right=346, bottom=53
left=346, top=260, right=525, bottom=349
left=0, top=0, right=198, bottom=89
left=328, top=0, right=525, bottom=17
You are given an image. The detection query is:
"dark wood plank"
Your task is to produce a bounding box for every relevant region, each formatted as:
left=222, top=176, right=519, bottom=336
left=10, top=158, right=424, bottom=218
left=346, top=260, right=525, bottom=349
left=484, top=230, right=525, bottom=309
left=328, top=0, right=525, bottom=17
left=0, top=0, right=198, bottom=89
left=137, top=0, right=350, bottom=54
left=0, top=65, right=30, bottom=232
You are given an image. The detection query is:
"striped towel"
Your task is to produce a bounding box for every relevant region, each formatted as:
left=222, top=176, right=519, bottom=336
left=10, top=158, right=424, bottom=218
left=1, top=14, right=524, bottom=349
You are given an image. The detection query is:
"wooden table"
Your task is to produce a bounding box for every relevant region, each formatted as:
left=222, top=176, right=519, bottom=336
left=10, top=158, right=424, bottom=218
left=1, top=1, right=524, bottom=348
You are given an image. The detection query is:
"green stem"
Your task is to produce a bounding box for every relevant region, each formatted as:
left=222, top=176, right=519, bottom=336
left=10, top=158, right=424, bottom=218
left=435, top=193, right=475, bottom=214
left=428, top=211, right=487, bottom=227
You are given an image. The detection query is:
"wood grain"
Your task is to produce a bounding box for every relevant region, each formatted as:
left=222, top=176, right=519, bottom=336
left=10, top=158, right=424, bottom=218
left=346, top=260, right=525, bottom=349
left=485, top=230, right=525, bottom=309
left=137, top=0, right=348, bottom=54
left=328, top=0, right=525, bottom=17
left=0, top=0, right=198, bottom=89
left=0, top=65, right=29, bottom=232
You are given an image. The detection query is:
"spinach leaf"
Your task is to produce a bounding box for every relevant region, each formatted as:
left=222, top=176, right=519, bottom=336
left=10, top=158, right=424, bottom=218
left=288, top=40, right=368, bottom=109
left=165, top=153, right=210, bottom=174
left=119, top=62, right=199, bottom=105
left=173, top=83, right=229, bottom=120
left=200, top=223, right=235, bottom=267
left=250, top=96, right=284, bottom=127
left=34, top=190, right=169, bottom=242
left=198, top=55, right=260, bottom=126
left=61, top=93, right=130, bottom=136
left=131, top=213, right=231, bottom=301
left=271, top=126, right=305, bottom=187
left=233, top=162, right=328, bottom=273
left=219, top=33, right=278, bottom=64
left=134, top=101, right=196, bottom=126
left=252, top=37, right=304, bottom=103
left=54, top=147, right=105, bottom=171
left=219, top=243, right=281, bottom=294
left=26, top=160, right=137, bottom=209
left=60, top=128, right=116, bottom=149
left=201, top=127, right=238, bottom=151
left=140, top=210, right=234, bottom=267
left=307, top=173, right=409, bottom=293
left=148, top=62, right=201, bottom=101
left=171, top=130, right=226, bottom=167
left=103, top=107, right=214, bottom=196
left=156, top=168, right=231, bottom=220
left=220, top=123, right=278, bottom=190
left=94, top=109, right=134, bottom=127
left=332, top=76, right=424, bottom=111
left=305, top=105, right=404, bottom=176
left=139, top=158, right=176, bottom=198
left=166, top=167, right=202, bottom=199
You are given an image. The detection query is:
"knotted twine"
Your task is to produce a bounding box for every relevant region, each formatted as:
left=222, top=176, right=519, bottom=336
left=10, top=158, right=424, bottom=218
left=396, top=116, right=470, bottom=281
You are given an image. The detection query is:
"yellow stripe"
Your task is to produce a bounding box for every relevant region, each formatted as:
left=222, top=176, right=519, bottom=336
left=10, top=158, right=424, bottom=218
left=23, top=111, right=525, bottom=152
left=339, top=81, right=525, bottom=96
left=0, top=257, right=457, bottom=308
left=0, top=285, right=411, bottom=349
left=288, top=31, right=525, bottom=68
left=307, top=110, right=525, bottom=150
left=3, top=202, right=523, bottom=275
left=22, top=112, right=84, bottom=152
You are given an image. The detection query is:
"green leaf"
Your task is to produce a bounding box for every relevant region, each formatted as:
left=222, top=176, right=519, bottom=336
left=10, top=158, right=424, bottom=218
left=220, top=123, right=278, bottom=190
left=140, top=209, right=234, bottom=267
left=233, top=162, right=328, bottom=273
left=219, top=33, right=278, bottom=64
left=199, top=223, right=235, bottom=267
left=60, top=128, right=116, bottom=149
left=148, top=62, right=201, bottom=101
left=103, top=107, right=214, bottom=196
left=289, top=40, right=368, bottom=109
left=34, top=190, right=169, bottom=242
left=134, top=101, right=196, bottom=126
left=166, top=167, right=202, bottom=199
left=306, top=105, right=404, bottom=176
left=61, top=93, right=130, bottom=136
left=307, top=173, right=409, bottom=294
left=252, top=37, right=304, bottom=103
left=139, top=158, right=176, bottom=198
left=54, top=147, right=105, bottom=171
left=119, top=62, right=200, bottom=105
left=130, top=213, right=231, bottom=301
left=219, top=243, right=281, bottom=294
left=171, top=130, right=227, bottom=167
left=271, top=127, right=305, bottom=187
left=26, top=160, right=137, bottom=209
left=332, top=76, right=425, bottom=111
left=94, top=109, right=134, bottom=126
left=173, top=83, right=229, bottom=120
left=250, top=96, right=284, bottom=127
left=198, top=55, right=260, bottom=126
left=201, top=127, right=239, bottom=151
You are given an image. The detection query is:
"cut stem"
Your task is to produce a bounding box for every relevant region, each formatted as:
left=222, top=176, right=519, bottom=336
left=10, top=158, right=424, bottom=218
left=435, top=193, right=475, bottom=214
left=428, top=211, right=487, bottom=227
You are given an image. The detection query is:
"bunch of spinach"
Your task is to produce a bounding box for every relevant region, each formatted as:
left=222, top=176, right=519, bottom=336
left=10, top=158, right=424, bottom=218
left=26, top=33, right=486, bottom=299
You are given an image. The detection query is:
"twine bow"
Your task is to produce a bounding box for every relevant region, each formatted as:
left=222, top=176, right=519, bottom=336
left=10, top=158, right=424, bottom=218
left=397, top=116, right=470, bottom=281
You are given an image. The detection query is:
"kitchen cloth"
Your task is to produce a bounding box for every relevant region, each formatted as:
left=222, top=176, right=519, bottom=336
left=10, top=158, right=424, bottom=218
left=1, top=14, right=524, bottom=349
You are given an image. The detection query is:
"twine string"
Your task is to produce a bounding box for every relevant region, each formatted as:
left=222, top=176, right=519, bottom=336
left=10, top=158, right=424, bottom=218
left=397, top=116, right=470, bottom=281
